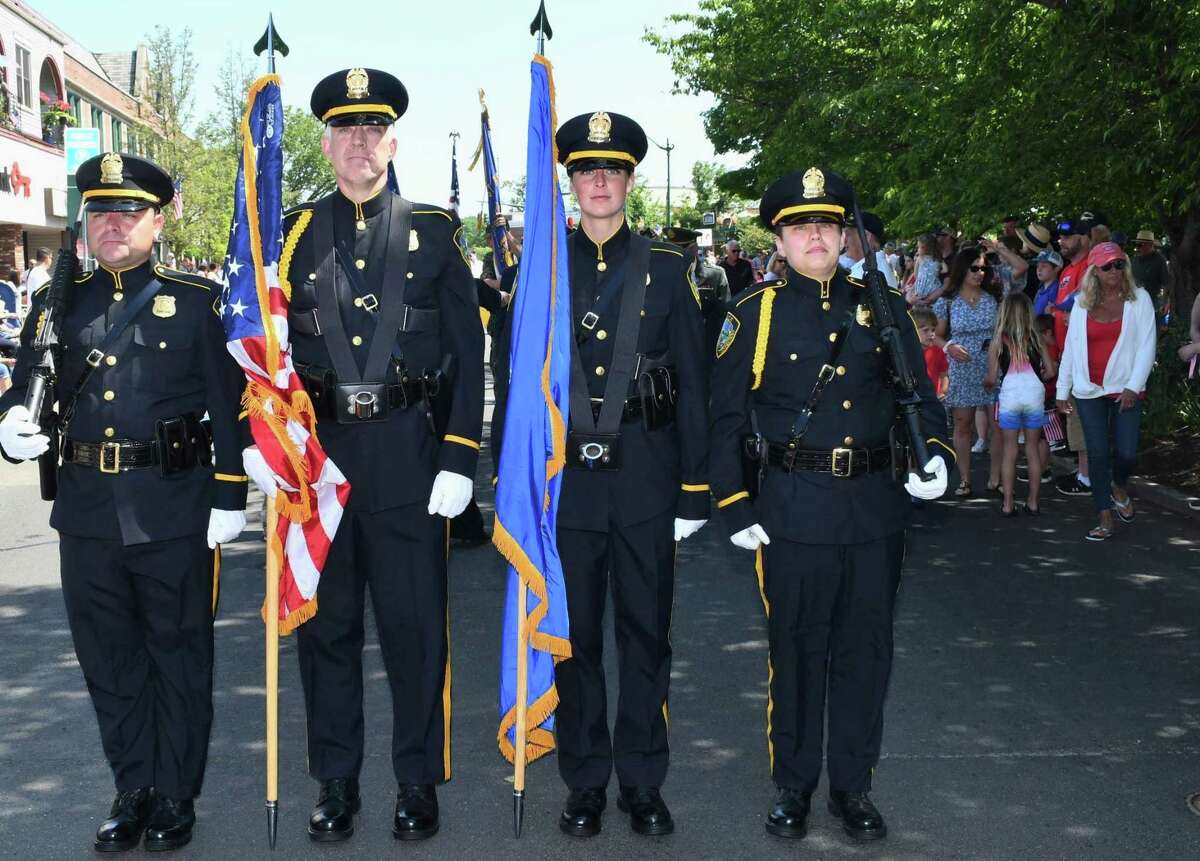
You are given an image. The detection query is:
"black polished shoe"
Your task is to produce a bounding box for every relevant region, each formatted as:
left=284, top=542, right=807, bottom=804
left=616, top=785, right=674, bottom=836
left=393, top=784, right=438, bottom=841
left=308, top=778, right=361, bottom=843
left=559, top=787, right=606, bottom=837
left=143, top=796, right=195, bottom=852
left=828, top=790, right=887, bottom=841
left=765, top=786, right=811, bottom=839
left=95, top=787, right=155, bottom=853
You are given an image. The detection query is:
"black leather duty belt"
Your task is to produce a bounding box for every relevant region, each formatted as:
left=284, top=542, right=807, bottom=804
left=764, top=443, right=892, bottom=478
left=587, top=396, right=651, bottom=424
left=290, top=303, right=439, bottom=337
left=62, top=439, right=159, bottom=474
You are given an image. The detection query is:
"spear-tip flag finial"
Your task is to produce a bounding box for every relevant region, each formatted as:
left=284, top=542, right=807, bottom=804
left=529, top=0, right=553, bottom=52
left=253, top=13, right=290, bottom=68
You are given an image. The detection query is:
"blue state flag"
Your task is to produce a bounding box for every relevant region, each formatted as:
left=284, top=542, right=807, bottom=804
left=494, top=56, right=572, bottom=764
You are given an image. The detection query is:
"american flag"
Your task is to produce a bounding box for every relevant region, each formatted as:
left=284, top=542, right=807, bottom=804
left=449, top=137, right=461, bottom=214
left=172, top=178, right=183, bottom=220
left=220, top=74, right=350, bottom=633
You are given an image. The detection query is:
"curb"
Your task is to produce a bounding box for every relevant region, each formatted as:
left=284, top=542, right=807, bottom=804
left=1050, top=453, right=1200, bottom=521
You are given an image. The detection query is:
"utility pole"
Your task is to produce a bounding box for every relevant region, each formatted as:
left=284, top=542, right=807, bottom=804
left=650, top=136, right=675, bottom=227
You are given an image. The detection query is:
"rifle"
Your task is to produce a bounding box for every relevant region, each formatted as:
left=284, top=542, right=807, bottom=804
left=848, top=196, right=933, bottom=482
left=23, top=227, right=79, bottom=500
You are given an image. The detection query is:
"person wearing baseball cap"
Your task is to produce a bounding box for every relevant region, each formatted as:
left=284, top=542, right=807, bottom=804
left=710, top=166, right=951, bottom=843
left=1032, top=249, right=1065, bottom=316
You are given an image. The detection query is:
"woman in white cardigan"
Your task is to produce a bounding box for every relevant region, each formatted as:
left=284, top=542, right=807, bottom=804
left=1055, top=242, right=1156, bottom=540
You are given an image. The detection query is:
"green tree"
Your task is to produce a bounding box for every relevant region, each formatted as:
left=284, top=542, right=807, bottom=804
left=624, top=178, right=666, bottom=231
left=282, top=106, right=335, bottom=208
left=648, top=0, right=1200, bottom=313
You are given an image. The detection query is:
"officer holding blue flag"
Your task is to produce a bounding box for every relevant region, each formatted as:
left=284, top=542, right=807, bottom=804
left=494, top=110, right=709, bottom=839
left=259, top=68, right=483, bottom=844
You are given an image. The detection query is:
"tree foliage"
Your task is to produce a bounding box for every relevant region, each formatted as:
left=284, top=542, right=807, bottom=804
left=282, top=107, right=335, bottom=208
left=648, top=0, right=1200, bottom=308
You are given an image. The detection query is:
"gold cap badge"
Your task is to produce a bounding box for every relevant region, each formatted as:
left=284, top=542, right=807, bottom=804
left=587, top=111, right=612, bottom=144
left=855, top=303, right=873, bottom=327
left=802, top=167, right=825, bottom=199
left=152, top=295, right=177, bottom=318
left=346, top=68, right=370, bottom=100
left=100, top=152, right=124, bottom=185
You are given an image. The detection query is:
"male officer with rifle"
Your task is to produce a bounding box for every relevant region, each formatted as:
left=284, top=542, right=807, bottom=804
left=708, top=167, right=952, bottom=843
left=0, top=152, right=249, bottom=852
left=242, top=67, right=483, bottom=843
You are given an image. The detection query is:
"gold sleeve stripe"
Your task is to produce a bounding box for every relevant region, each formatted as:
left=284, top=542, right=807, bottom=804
left=928, top=437, right=957, bottom=464
left=215, top=473, right=249, bottom=483
left=751, top=288, right=776, bottom=391
left=717, top=490, right=750, bottom=508
left=444, top=435, right=481, bottom=451
left=682, top=483, right=710, bottom=492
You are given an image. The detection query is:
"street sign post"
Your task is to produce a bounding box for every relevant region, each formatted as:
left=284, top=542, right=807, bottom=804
left=64, top=127, right=101, bottom=225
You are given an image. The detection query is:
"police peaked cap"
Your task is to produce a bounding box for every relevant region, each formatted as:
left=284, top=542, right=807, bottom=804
left=311, top=67, right=409, bottom=126
left=759, top=167, right=854, bottom=230
left=77, top=152, right=174, bottom=212
left=662, top=226, right=701, bottom=246
left=847, top=210, right=886, bottom=243
left=556, top=111, right=648, bottom=172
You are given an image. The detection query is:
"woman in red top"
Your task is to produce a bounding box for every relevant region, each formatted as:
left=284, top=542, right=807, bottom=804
left=1055, top=242, right=1157, bottom=540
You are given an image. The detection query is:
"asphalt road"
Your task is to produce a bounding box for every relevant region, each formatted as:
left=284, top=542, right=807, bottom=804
left=2, top=436, right=1199, bottom=860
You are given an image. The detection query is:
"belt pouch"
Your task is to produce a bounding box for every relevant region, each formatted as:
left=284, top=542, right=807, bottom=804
left=638, top=366, right=678, bottom=431
left=155, top=416, right=189, bottom=476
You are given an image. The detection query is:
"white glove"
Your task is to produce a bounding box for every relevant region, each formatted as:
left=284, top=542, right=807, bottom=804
left=427, top=470, right=473, bottom=518
left=730, top=523, right=771, bottom=551
left=0, top=405, right=50, bottom=461
left=674, top=518, right=707, bottom=542
left=242, top=445, right=294, bottom=497
left=206, top=508, right=247, bottom=549
left=904, top=454, right=948, bottom=500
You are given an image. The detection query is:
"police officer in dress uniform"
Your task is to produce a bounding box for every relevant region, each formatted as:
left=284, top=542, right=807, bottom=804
left=0, top=153, right=250, bottom=853
left=662, top=226, right=731, bottom=365
left=241, top=68, right=483, bottom=843
left=708, top=168, right=951, bottom=842
left=493, top=111, right=709, bottom=838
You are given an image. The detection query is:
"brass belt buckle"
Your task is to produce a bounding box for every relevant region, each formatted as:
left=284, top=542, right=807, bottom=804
left=99, top=441, right=121, bottom=474
left=831, top=446, right=854, bottom=478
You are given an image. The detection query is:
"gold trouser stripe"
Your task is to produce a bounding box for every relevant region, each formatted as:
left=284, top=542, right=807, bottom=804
left=755, top=547, right=775, bottom=773
left=717, top=490, right=749, bottom=509
left=928, top=437, right=957, bottom=464
left=211, top=546, right=221, bottom=615
left=751, top=288, right=776, bottom=390
left=444, top=435, right=481, bottom=451
left=442, top=520, right=453, bottom=780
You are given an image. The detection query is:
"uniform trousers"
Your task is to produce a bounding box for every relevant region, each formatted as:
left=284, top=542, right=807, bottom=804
left=756, top=532, right=905, bottom=794
left=58, top=533, right=216, bottom=800
left=554, top=509, right=675, bottom=790
left=297, top=501, right=451, bottom=785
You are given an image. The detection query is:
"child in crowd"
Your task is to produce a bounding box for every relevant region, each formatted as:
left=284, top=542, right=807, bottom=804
left=985, top=294, right=1057, bottom=515
left=913, top=306, right=949, bottom=398
left=1032, top=250, right=1064, bottom=316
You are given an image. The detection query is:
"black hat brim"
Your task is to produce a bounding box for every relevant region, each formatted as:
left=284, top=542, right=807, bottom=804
left=84, top=197, right=158, bottom=213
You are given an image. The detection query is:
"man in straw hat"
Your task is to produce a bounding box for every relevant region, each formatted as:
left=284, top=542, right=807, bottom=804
left=1130, top=229, right=1170, bottom=328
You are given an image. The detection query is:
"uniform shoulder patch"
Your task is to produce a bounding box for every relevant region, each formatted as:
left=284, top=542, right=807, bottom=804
left=452, top=225, right=470, bottom=266
left=687, top=258, right=702, bottom=309
left=154, top=265, right=211, bottom=290
left=715, top=312, right=740, bottom=359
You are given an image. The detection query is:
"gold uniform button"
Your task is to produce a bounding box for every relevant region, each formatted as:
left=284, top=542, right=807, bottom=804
left=406, top=272, right=414, bottom=279
left=789, top=353, right=798, bottom=361
left=597, top=261, right=607, bottom=272
left=828, top=332, right=838, bottom=343
left=104, top=390, right=115, bottom=401
left=352, top=335, right=363, bottom=346
left=595, top=366, right=606, bottom=376
left=844, top=436, right=855, bottom=446
left=112, top=292, right=123, bottom=302
left=875, top=346, right=883, bottom=353
left=355, top=259, right=366, bottom=270
left=105, top=355, right=117, bottom=366
left=843, top=400, right=852, bottom=410
left=356, top=219, right=366, bottom=231
left=836, top=365, right=846, bottom=376
left=104, top=427, right=115, bottom=438
left=353, top=297, right=363, bottom=307
left=308, top=272, right=316, bottom=281
left=639, top=309, right=646, bottom=317
left=159, top=341, right=167, bottom=349
left=596, top=330, right=607, bottom=340
left=821, top=301, right=831, bottom=311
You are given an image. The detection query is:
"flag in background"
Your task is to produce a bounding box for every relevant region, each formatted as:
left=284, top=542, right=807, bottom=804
left=469, top=91, right=513, bottom=276
left=172, top=178, right=184, bottom=220
left=493, top=56, right=572, bottom=765
left=386, top=161, right=400, bottom=195
left=220, top=74, right=351, bottom=633
left=449, top=137, right=461, bottom=214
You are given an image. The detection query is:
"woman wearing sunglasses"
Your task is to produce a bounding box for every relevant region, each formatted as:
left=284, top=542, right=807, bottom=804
left=1055, top=242, right=1157, bottom=540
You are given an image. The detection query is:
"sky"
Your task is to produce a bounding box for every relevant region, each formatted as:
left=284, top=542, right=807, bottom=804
left=31, top=0, right=745, bottom=210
